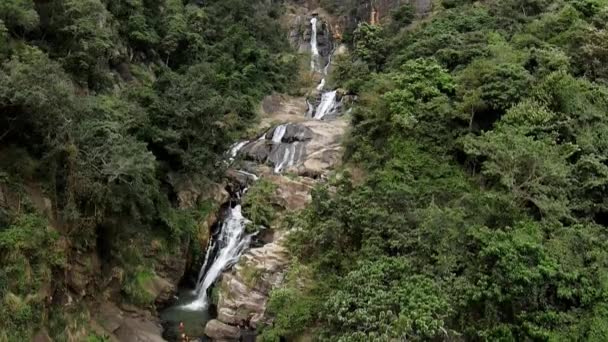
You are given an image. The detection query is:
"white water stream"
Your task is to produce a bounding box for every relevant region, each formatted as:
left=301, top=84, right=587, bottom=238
left=179, top=11, right=336, bottom=315
left=314, top=90, right=338, bottom=120
left=229, top=141, right=249, bottom=159
left=309, top=16, right=340, bottom=120
left=272, top=124, right=288, bottom=143
left=183, top=204, right=252, bottom=310
left=273, top=142, right=303, bottom=174
left=310, top=17, right=320, bottom=71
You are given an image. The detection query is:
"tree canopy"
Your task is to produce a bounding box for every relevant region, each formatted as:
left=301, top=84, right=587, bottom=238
left=265, top=0, right=608, bottom=340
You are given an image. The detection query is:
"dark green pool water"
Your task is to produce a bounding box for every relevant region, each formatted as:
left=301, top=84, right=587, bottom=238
left=160, top=289, right=210, bottom=341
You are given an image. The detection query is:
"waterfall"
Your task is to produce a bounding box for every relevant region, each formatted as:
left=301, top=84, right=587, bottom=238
left=289, top=142, right=302, bottom=167
left=308, top=15, right=340, bottom=120
left=316, top=78, right=326, bottom=91
left=273, top=142, right=305, bottom=174
left=310, top=17, right=319, bottom=72
left=306, top=100, right=314, bottom=118
left=183, top=204, right=252, bottom=311
left=229, top=141, right=249, bottom=159
left=237, top=170, right=259, bottom=181
left=323, top=50, right=332, bottom=76
left=272, top=124, right=288, bottom=143
left=314, top=90, right=338, bottom=120
left=274, top=144, right=293, bottom=173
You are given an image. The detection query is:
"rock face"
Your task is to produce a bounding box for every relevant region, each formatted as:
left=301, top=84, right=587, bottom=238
left=288, top=14, right=333, bottom=64
left=203, top=1, right=412, bottom=339
left=239, top=120, right=346, bottom=177
left=206, top=91, right=346, bottom=342
left=95, top=303, right=167, bottom=342
left=205, top=235, right=291, bottom=339
left=167, top=173, right=229, bottom=210
left=286, top=0, right=431, bottom=42
left=205, top=319, right=241, bottom=341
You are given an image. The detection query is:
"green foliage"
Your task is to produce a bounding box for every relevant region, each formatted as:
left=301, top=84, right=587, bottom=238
left=0, top=0, right=293, bottom=335
left=390, top=4, right=416, bottom=31
left=242, top=179, right=278, bottom=229
left=268, top=0, right=608, bottom=341
left=87, top=333, right=110, bottom=342
left=320, top=258, right=450, bottom=341
left=330, top=54, right=370, bottom=93
left=463, top=125, right=576, bottom=219
left=0, top=47, right=76, bottom=147
left=47, top=0, right=119, bottom=88
left=353, top=23, right=387, bottom=71
left=0, top=214, right=65, bottom=340
left=261, top=287, right=317, bottom=341
left=260, top=261, right=318, bottom=341
left=122, top=268, right=156, bottom=306
left=0, top=0, right=39, bottom=32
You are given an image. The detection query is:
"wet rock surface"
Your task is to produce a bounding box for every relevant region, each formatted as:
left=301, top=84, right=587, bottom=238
left=206, top=234, right=290, bottom=334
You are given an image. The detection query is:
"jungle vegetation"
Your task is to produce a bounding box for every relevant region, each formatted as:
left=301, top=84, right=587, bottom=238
left=263, top=0, right=608, bottom=341
left=0, top=0, right=292, bottom=339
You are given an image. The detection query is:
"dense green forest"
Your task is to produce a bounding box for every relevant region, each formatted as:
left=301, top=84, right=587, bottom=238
left=263, top=0, right=608, bottom=341
left=0, top=0, right=292, bottom=339
left=4, top=0, right=608, bottom=340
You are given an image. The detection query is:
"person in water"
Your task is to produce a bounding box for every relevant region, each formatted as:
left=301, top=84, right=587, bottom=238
left=178, top=322, right=189, bottom=341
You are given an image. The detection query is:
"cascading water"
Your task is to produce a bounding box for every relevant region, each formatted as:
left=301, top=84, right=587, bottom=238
left=183, top=203, right=252, bottom=311
left=306, top=100, right=314, bottom=118
left=273, top=142, right=304, bottom=174
left=162, top=12, right=339, bottom=342
left=229, top=141, right=249, bottom=159
left=316, top=78, right=326, bottom=91
left=314, top=90, right=338, bottom=120
left=310, top=17, right=320, bottom=71
left=309, top=15, right=341, bottom=120
left=272, top=124, right=288, bottom=143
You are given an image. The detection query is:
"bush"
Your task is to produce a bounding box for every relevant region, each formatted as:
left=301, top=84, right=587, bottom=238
left=242, top=179, right=278, bottom=229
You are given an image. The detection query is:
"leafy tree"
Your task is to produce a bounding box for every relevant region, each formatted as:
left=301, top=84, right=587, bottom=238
left=269, top=2, right=608, bottom=341
left=390, top=4, right=416, bottom=30
left=0, top=0, right=39, bottom=33
left=353, top=23, right=387, bottom=70
left=463, top=124, right=576, bottom=220
left=320, top=258, right=450, bottom=341
left=242, top=179, right=278, bottom=229
left=0, top=47, right=75, bottom=148
left=51, top=0, right=119, bottom=87
left=159, top=0, right=187, bottom=61
left=580, top=27, right=608, bottom=81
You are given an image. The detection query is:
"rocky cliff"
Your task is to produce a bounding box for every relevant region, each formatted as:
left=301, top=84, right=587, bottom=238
left=200, top=0, right=437, bottom=339
left=205, top=94, right=346, bottom=339
left=285, top=0, right=431, bottom=41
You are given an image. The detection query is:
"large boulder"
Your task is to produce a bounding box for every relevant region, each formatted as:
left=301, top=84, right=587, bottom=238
left=208, top=235, right=290, bottom=332
left=114, top=318, right=166, bottom=342
left=95, top=303, right=167, bottom=342
left=283, top=124, right=313, bottom=142
left=241, top=140, right=272, bottom=163
left=265, top=123, right=313, bottom=143
left=265, top=175, right=314, bottom=211
left=268, top=142, right=307, bottom=172
left=205, top=320, right=241, bottom=341
left=139, top=275, right=175, bottom=305
left=67, top=253, right=100, bottom=298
